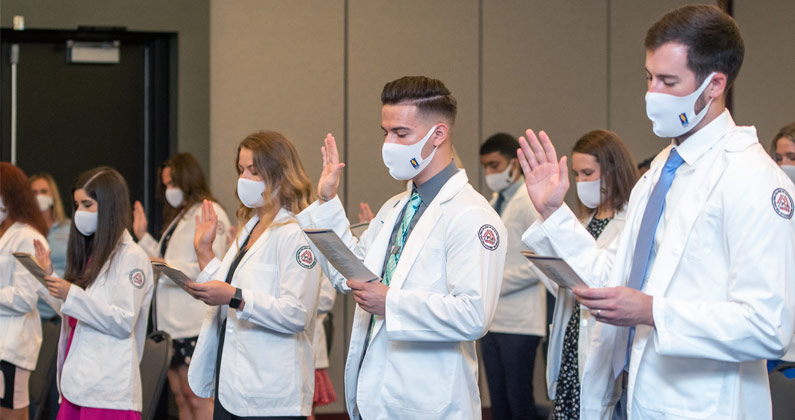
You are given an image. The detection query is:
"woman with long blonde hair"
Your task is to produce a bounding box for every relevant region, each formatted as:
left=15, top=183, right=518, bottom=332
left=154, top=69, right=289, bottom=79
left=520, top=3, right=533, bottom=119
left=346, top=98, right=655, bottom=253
left=186, top=131, right=322, bottom=419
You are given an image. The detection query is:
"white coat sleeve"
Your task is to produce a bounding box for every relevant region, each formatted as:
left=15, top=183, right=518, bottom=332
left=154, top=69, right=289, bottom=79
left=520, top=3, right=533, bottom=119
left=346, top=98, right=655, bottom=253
left=316, top=274, right=336, bottom=316
left=296, top=196, right=370, bottom=294
left=61, top=249, right=154, bottom=339
left=384, top=207, right=507, bottom=342
left=653, top=171, right=795, bottom=361
left=521, top=204, right=620, bottom=289
left=0, top=236, right=45, bottom=316
left=138, top=233, right=159, bottom=257
left=236, top=227, right=321, bottom=334
left=499, top=201, right=543, bottom=296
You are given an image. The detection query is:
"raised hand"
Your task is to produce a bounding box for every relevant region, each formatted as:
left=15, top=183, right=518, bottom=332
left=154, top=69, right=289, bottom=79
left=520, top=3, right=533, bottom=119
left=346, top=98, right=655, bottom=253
left=132, top=201, right=148, bottom=240
left=33, top=239, right=53, bottom=275
left=194, top=200, right=218, bottom=270
left=318, top=133, right=346, bottom=201
left=517, top=129, right=570, bottom=219
left=358, top=202, right=374, bottom=223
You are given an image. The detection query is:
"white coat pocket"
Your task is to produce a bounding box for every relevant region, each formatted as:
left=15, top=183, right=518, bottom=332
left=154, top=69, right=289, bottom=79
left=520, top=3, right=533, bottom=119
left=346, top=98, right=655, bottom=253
left=383, top=341, right=456, bottom=413
left=234, top=330, right=296, bottom=399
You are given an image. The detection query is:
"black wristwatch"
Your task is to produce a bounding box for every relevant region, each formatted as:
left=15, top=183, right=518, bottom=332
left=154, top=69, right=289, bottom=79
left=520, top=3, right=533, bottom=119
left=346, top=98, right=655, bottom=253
left=229, top=287, right=243, bottom=309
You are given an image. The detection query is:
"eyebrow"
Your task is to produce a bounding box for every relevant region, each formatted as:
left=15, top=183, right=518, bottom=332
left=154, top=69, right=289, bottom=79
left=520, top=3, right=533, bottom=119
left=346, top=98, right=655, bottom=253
left=645, top=68, right=680, bottom=80
left=381, top=126, right=410, bottom=133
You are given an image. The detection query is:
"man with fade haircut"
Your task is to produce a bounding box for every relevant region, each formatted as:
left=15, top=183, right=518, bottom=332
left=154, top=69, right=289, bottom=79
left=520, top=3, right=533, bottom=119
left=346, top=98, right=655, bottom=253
left=517, top=5, right=795, bottom=419
left=298, top=76, right=507, bottom=419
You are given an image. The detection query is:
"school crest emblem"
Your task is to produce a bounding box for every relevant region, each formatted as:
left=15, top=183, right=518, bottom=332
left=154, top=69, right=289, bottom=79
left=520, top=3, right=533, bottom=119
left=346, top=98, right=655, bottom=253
left=296, top=246, right=317, bottom=269
left=772, top=188, right=793, bottom=219
left=478, top=224, right=500, bottom=251
left=129, top=268, right=146, bottom=289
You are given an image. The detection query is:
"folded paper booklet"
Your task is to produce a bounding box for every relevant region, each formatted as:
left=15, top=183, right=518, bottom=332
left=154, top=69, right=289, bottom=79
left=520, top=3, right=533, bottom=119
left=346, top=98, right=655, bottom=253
left=13, top=252, right=50, bottom=287
left=151, top=261, right=193, bottom=288
left=521, top=251, right=588, bottom=289
left=303, top=228, right=380, bottom=283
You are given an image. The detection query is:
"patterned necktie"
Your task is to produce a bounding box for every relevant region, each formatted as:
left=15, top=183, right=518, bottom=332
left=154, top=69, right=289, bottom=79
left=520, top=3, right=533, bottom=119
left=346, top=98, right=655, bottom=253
left=611, top=149, right=684, bottom=378
left=383, top=191, right=422, bottom=286
left=369, top=192, right=422, bottom=341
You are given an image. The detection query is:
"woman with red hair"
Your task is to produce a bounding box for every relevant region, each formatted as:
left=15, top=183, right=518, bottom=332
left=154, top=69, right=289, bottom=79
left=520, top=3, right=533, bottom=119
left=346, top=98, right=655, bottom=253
left=0, top=162, right=49, bottom=420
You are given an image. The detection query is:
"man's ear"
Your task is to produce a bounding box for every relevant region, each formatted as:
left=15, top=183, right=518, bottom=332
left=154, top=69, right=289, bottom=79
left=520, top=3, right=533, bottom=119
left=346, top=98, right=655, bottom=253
left=432, top=123, right=449, bottom=147
left=708, top=72, right=728, bottom=99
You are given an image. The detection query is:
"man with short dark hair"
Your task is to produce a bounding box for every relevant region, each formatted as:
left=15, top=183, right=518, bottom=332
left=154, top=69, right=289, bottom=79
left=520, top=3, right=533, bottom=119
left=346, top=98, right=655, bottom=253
left=518, top=5, right=795, bottom=419
left=298, top=76, right=507, bottom=419
left=479, top=133, right=546, bottom=420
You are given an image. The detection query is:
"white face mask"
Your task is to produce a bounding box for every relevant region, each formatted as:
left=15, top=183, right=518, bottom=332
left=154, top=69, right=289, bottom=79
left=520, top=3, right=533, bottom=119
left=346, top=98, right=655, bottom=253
left=0, top=196, right=7, bottom=224
left=36, top=194, right=54, bottom=212
left=781, top=165, right=795, bottom=185
left=382, top=125, right=439, bottom=181
left=576, top=179, right=602, bottom=209
left=485, top=161, right=515, bottom=192
left=237, top=178, right=267, bottom=208
left=645, top=72, right=716, bottom=138
left=165, top=188, right=184, bottom=208
left=74, top=210, right=98, bottom=236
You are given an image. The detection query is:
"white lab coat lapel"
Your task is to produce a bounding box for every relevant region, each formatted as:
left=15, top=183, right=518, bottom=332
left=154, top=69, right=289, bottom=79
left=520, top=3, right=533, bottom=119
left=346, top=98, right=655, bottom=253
left=644, top=148, right=728, bottom=298
left=362, top=193, right=410, bottom=281
left=369, top=171, right=468, bottom=341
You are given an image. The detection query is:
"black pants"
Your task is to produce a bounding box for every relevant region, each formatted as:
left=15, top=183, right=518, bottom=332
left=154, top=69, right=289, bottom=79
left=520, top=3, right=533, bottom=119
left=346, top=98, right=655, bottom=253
left=482, top=332, right=543, bottom=420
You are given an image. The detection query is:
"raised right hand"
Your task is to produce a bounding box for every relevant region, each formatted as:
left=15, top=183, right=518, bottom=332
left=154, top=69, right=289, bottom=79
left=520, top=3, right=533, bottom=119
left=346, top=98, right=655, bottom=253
left=318, top=133, right=346, bottom=202
left=517, top=129, right=569, bottom=219
left=132, top=201, right=148, bottom=240
left=194, top=200, right=218, bottom=269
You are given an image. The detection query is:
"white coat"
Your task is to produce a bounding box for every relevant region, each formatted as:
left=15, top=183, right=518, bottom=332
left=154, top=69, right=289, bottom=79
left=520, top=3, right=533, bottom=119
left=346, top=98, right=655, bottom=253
left=139, top=202, right=231, bottom=338
left=188, top=209, right=322, bottom=417
left=57, top=231, right=154, bottom=411
left=536, top=210, right=626, bottom=419
left=0, top=222, right=48, bottom=370
left=523, top=112, right=795, bottom=419
left=297, top=169, right=507, bottom=420
left=313, top=276, right=336, bottom=369
left=488, top=181, right=546, bottom=336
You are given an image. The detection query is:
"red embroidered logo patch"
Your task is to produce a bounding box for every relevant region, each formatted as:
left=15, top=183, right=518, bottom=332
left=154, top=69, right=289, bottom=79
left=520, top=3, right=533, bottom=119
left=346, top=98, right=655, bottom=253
left=296, top=246, right=317, bottom=269
left=772, top=188, right=793, bottom=219
left=129, top=269, right=145, bottom=289
left=478, top=224, right=500, bottom=251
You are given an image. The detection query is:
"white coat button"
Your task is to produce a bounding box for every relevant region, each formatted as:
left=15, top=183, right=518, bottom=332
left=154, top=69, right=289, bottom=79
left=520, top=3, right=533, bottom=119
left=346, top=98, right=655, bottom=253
left=581, top=319, right=588, bottom=327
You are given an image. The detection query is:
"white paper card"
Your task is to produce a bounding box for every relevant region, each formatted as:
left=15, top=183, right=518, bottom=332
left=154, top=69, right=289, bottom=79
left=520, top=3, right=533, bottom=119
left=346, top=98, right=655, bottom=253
left=304, top=228, right=380, bottom=283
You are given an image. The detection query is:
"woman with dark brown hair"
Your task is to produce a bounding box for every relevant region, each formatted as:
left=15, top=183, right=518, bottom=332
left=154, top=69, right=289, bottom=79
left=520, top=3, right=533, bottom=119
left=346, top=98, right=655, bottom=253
left=36, top=167, right=153, bottom=419
left=186, top=131, right=322, bottom=419
left=132, top=153, right=230, bottom=420
left=544, top=130, right=637, bottom=419
left=0, top=162, right=49, bottom=420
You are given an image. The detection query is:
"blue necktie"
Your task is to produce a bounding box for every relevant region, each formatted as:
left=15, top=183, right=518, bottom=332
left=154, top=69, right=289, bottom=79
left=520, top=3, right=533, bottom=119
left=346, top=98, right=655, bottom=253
left=611, top=149, right=684, bottom=378
left=493, top=192, right=506, bottom=215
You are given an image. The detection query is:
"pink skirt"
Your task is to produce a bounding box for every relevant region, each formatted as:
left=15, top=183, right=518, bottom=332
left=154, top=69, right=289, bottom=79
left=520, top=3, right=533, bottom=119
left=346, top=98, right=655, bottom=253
left=312, top=369, right=337, bottom=406
left=56, top=317, right=141, bottom=420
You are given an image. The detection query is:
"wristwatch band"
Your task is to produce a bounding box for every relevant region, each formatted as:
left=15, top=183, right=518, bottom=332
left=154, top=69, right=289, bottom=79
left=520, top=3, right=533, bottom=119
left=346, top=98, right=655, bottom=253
left=229, top=287, right=243, bottom=309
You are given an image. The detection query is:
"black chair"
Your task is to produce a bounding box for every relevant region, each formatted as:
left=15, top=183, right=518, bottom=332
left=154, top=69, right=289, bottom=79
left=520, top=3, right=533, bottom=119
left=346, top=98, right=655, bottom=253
left=139, top=331, right=172, bottom=420
left=770, top=361, right=795, bottom=420
left=29, top=316, right=61, bottom=420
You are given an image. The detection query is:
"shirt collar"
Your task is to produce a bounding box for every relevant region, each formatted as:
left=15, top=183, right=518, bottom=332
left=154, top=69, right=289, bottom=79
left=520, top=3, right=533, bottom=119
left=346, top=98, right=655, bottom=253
left=673, top=109, right=734, bottom=166
left=415, top=160, right=457, bottom=205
